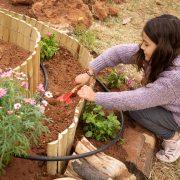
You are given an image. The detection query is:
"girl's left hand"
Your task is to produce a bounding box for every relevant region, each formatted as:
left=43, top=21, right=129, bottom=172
left=77, top=85, right=96, bottom=102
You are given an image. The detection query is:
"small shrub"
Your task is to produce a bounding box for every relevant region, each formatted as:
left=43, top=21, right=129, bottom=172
left=106, top=68, right=125, bottom=88
left=82, top=102, right=121, bottom=141
left=40, top=32, right=59, bottom=61
left=0, top=69, right=50, bottom=171
left=74, top=24, right=97, bottom=50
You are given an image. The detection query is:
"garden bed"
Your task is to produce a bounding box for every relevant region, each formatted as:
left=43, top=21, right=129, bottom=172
left=35, top=46, right=85, bottom=153
left=0, top=39, right=30, bottom=71
left=1, top=45, right=85, bottom=180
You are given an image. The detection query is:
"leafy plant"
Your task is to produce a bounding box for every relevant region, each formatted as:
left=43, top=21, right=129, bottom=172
left=74, top=24, right=97, bottom=50
left=106, top=68, right=125, bottom=88
left=82, top=102, right=121, bottom=141
left=0, top=69, right=50, bottom=171
left=39, top=32, right=59, bottom=61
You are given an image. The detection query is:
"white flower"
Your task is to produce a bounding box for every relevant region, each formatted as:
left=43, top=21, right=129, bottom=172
left=44, top=91, right=53, bottom=98
left=14, top=103, right=21, bottom=110
left=42, top=100, right=48, bottom=107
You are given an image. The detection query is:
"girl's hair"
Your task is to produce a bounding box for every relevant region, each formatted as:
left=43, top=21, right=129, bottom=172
left=133, top=14, right=180, bottom=83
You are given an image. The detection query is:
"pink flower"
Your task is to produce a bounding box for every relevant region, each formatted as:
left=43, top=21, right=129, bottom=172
left=39, top=105, right=45, bottom=114
left=7, top=110, right=13, bottom=115
left=14, top=103, right=21, bottom=110
left=0, top=70, right=12, bottom=78
left=24, top=98, right=36, bottom=105
left=41, top=100, right=48, bottom=107
left=126, top=79, right=136, bottom=87
left=47, top=32, right=52, bottom=37
left=21, top=81, right=29, bottom=90
left=37, top=83, right=45, bottom=93
left=45, top=91, right=53, bottom=98
left=0, top=88, right=7, bottom=98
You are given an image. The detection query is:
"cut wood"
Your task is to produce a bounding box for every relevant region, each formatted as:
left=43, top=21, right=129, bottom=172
left=66, top=155, right=112, bottom=180
left=69, top=137, right=136, bottom=179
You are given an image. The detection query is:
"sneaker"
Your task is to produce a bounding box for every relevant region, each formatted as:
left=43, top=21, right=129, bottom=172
left=156, top=138, right=180, bottom=163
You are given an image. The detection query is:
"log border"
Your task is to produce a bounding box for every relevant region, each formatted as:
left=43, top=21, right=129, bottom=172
left=0, top=10, right=41, bottom=93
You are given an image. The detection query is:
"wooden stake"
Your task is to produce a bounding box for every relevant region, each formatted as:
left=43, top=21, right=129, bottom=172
left=47, top=140, right=58, bottom=175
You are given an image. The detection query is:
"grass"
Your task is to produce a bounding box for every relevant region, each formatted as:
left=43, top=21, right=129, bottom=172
left=88, top=0, right=180, bottom=179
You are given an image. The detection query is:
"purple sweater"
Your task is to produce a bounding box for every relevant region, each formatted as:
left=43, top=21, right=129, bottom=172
left=89, top=44, right=180, bottom=126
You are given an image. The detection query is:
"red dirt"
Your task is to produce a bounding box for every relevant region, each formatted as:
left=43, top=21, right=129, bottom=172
left=0, top=0, right=32, bottom=16
left=35, top=46, right=85, bottom=153
left=0, top=0, right=123, bottom=28
left=0, top=39, right=30, bottom=71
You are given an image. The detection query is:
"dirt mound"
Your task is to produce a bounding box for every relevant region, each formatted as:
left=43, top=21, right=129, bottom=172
left=31, top=0, right=122, bottom=27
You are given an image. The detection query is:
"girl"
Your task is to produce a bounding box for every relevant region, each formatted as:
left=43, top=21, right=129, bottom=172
left=75, top=14, right=180, bottom=163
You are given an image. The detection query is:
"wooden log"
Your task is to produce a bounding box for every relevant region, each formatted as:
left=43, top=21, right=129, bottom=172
left=35, top=21, right=44, bottom=33
left=47, top=140, right=58, bottom=175
left=23, top=23, right=32, bottom=51
left=57, top=129, right=68, bottom=173
left=75, top=137, right=136, bottom=179
left=29, top=18, right=37, bottom=27
left=0, top=12, right=4, bottom=39
left=32, top=50, right=40, bottom=92
left=16, top=20, right=25, bottom=47
left=69, top=157, right=113, bottom=180
left=64, top=153, right=83, bottom=179
left=9, top=17, right=19, bottom=44
left=78, top=46, right=92, bottom=68
left=2, top=14, right=11, bottom=41
left=29, top=28, right=37, bottom=52
left=67, top=123, right=76, bottom=155
left=20, top=61, right=28, bottom=75
left=27, top=56, right=34, bottom=94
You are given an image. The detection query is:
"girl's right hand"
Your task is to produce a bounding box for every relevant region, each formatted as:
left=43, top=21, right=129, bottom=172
left=75, top=73, right=91, bottom=85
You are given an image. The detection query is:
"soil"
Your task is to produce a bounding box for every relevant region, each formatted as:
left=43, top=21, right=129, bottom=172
left=35, top=46, right=85, bottom=153
left=0, top=39, right=30, bottom=71
left=0, top=0, right=32, bottom=16
left=0, top=0, right=123, bottom=28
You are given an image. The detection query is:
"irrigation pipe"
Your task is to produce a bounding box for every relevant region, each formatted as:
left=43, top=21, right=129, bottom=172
left=15, top=63, right=125, bottom=161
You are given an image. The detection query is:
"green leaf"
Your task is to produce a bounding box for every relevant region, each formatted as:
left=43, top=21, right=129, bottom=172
left=85, top=131, right=92, bottom=137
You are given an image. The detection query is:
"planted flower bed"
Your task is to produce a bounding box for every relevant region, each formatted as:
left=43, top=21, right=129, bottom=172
left=0, top=9, right=94, bottom=179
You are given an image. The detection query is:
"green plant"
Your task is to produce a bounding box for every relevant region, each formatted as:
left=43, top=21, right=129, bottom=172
left=106, top=68, right=125, bottom=88
left=0, top=69, right=49, bottom=171
left=74, top=24, right=97, bottom=50
left=82, top=102, right=121, bottom=141
left=39, top=32, right=59, bottom=61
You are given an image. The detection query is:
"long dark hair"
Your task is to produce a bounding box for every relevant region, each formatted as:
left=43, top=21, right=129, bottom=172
left=133, top=14, right=180, bottom=83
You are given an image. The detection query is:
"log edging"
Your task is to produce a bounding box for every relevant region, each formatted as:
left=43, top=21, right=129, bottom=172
left=0, top=9, right=41, bottom=93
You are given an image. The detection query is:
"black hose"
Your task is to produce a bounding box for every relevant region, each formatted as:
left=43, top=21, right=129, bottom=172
left=15, top=112, right=124, bottom=161
left=15, top=64, right=125, bottom=161
left=40, top=61, right=48, bottom=91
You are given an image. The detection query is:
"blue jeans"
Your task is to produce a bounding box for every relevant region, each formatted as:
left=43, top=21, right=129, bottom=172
left=126, top=107, right=180, bottom=139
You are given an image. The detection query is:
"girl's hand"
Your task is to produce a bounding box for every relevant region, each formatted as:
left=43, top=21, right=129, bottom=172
left=77, top=85, right=96, bottom=102
left=75, top=73, right=90, bottom=86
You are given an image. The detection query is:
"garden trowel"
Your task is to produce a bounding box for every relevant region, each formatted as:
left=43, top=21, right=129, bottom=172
left=56, top=84, right=82, bottom=104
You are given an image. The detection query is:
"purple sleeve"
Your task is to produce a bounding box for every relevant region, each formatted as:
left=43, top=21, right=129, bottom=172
left=89, top=44, right=139, bottom=73
left=95, top=77, right=175, bottom=111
